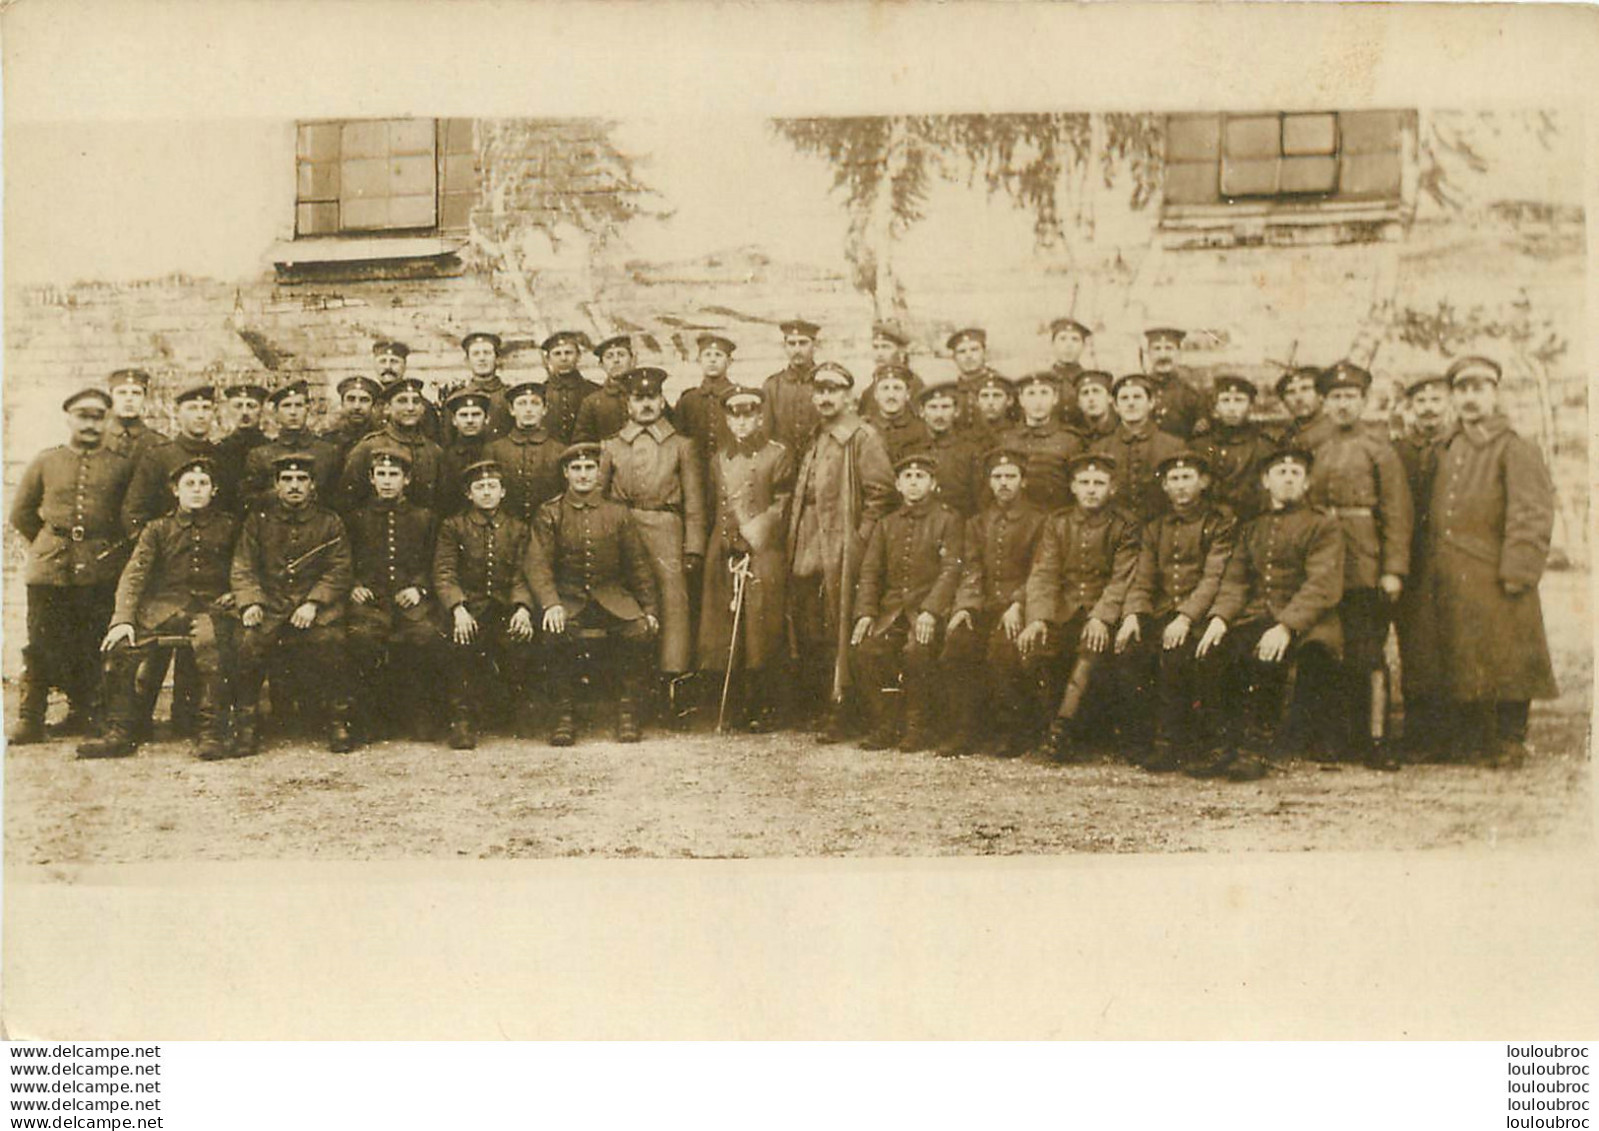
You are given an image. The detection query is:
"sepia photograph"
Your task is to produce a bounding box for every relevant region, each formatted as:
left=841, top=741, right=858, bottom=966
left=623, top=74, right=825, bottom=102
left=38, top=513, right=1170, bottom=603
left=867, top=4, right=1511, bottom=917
left=3, top=0, right=1595, bottom=1049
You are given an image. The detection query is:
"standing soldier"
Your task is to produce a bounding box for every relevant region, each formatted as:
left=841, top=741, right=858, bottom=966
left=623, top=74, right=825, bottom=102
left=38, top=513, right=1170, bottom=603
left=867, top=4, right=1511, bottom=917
left=124, top=384, right=231, bottom=535
left=230, top=452, right=355, bottom=756
left=1142, top=326, right=1210, bottom=440
left=911, top=384, right=982, bottom=517
left=1091, top=374, right=1186, bottom=522
left=485, top=381, right=564, bottom=525
left=322, top=374, right=383, bottom=469
left=371, top=339, right=440, bottom=440
left=1194, top=374, right=1275, bottom=522
left=1194, top=448, right=1344, bottom=781
left=1113, top=452, right=1237, bottom=772
left=850, top=453, right=964, bottom=752
left=438, top=389, right=495, bottom=514
left=445, top=331, right=515, bottom=442
left=599, top=367, right=706, bottom=711
left=784, top=362, right=897, bottom=740
left=1047, top=317, right=1092, bottom=428
left=1000, top=372, right=1084, bottom=511
left=858, top=323, right=924, bottom=418
left=433, top=460, right=537, bottom=748
left=7, top=389, right=135, bottom=743
left=341, top=377, right=445, bottom=513
left=214, top=380, right=271, bottom=514
left=762, top=317, right=822, bottom=452
left=966, top=373, right=1018, bottom=452
left=946, top=327, right=1014, bottom=437
left=698, top=387, right=794, bottom=732
left=573, top=334, right=635, bottom=443
left=343, top=447, right=446, bottom=744
left=1018, top=453, right=1141, bottom=761
left=1070, top=370, right=1119, bottom=444
left=1393, top=371, right=1454, bottom=760
left=672, top=332, right=740, bottom=510
left=77, top=456, right=238, bottom=761
left=243, top=381, right=338, bottom=512
left=1276, top=365, right=1337, bottom=452
left=540, top=330, right=601, bottom=445
left=940, top=448, right=1047, bottom=756
left=523, top=444, right=660, bottom=746
left=859, top=365, right=924, bottom=464
left=1424, top=356, right=1559, bottom=767
left=1304, top=361, right=1412, bottom=769
left=104, top=369, right=167, bottom=464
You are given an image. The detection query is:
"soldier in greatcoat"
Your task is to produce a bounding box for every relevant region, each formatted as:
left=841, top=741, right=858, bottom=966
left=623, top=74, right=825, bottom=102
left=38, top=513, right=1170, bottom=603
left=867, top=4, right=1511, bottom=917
left=1194, top=448, right=1344, bottom=781
left=940, top=448, right=1047, bottom=757
left=103, top=368, right=168, bottom=464
left=340, top=377, right=445, bottom=514
left=523, top=444, right=660, bottom=746
left=850, top=452, right=964, bottom=752
left=230, top=451, right=354, bottom=757
left=484, top=381, right=565, bottom=526
left=7, top=388, right=135, bottom=743
left=698, top=388, right=794, bottom=732
left=784, top=362, right=897, bottom=740
left=1421, top=356, right=1559, bottom=767
left=1193, top=375, right=1275, bottom=522
left=77, top=456, right=238, bottom=761
left=1000, top=372, right=1085, bottom=511
left=573, top=334, right=634, bottom=443
left=1091, top=374, right=1186, bottom=523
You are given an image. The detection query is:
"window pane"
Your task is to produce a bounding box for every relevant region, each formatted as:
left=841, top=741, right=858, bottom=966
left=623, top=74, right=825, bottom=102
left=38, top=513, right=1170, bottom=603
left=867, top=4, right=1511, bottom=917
left=388, top=118, right=436, bottom=155
left=297, top=122, right=340, bottom=162
left=296, top=202, right=340, bottom=236
left=1283, top=113, right=1337, bottom=156
left=1280, top=155, right=1338, bottom=193
left=1339, top=110, right=1402, bottom=154
left=341, top=120, right=390, bottom=159
left=341, top=197, right=390, bottom=230
left=1339, top=151, right=1402, bottom=198
left=1166, top=114, right=1221, bottom=161
left=297, top=161, right=340, bottom=201
left=1223, top=116, right=1281, bottom=159
left=388, top=155, right=435, bottom=197
left=1164, top=161, right=1220, bottom=205
left=341, top=158, right=392, bottom=199
left=388, top=194, right=438, bottom=228
left=1221, top=158, right=1279, bottom=197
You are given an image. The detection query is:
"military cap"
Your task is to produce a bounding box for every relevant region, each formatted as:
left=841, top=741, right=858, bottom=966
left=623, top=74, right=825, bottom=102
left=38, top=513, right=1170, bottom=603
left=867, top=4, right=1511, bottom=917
left=368, top=446, right=413, bottom=471
left=337, top=375, right=383, bottom=400
left=1317, top=361, right=1372, bottom=396
left=1068, top=451, right=1118, bottom=476
left=1156, top=450, right=1211, bottom=478
left=505, top=380, right=547, bottom=404
left=378, top=376, right=426, bottom=402
left=946, top=327, right=987, bottom=351
left=271, top=451, right=318, bottom=474
left=1112, top=373, right=1155, bottom=398
left=168, top=455, right=217, bottom=484
left=696, top=332, right=737, bottom=355
left=1212, top=374, right=1257, bottom=400
left=894, top=452, right=939, bottom=476
left=779, top=318, right=821, bottom=339
left=461, top=331, right=502, bottom=353
left=1049, top=317, right=1092, bottom=339
left=459, top=459, right=504, bottom=487
left=916, top=383, right=959, bottom=406
left=174, top=383, right=218, bottom=406
left=1016, top=371, right=1060, bottom=393
left=975, top=373, right=1014, bottom=396
left=721, top=386, right=765, bottom=413
left=222, top=381, right=271, bottom=402
left=1274, top=366, right=1323, bottom=397
left=1445, top=355, right=1503, bottom=387
left=1261, top=447, right=1314, bottom=474
left=871, top=364, right=914, bottom=388
left=445, top=389, right=492, bottom=414
left=593, top=334, right=634, bottom=358
left=558, top=442, right=604, bottom=468
left=871, top=322, right=910, bottom=347
left=108, top=368, right=152, bottom=391
left=810, top=361, right=855, bottom=389
left=1075, top=369, right=1114, bottom=393
left=1404, top=373, right=1450, bottom=397
left=266, top=380, right=309, bottom=406
left=1144, top=327, right=1186, bottom=345
left=372, top=339, right=411, bottom=359
left=62, top=387, right=113, bottom=413
left=540, top=330, right=587, bottom=353
left=623, top=367, right=669, bottom=398
left=983, top=447, right=1028, bottom=474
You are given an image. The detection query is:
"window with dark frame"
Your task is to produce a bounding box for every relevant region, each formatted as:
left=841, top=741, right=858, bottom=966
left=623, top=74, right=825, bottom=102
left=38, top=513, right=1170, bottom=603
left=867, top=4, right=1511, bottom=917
left=295, top=118, right=476, bottom=238
left=1220, top=111, right=1340, bottom=199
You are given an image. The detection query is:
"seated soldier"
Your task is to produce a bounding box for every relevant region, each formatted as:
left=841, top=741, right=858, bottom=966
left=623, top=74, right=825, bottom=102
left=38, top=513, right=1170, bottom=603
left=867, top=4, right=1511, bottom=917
left=230, top=452, right=354, bottom=757
left=1018, top=452, right=1141, bottom=761
left=433, top=460, right=537, bottom=749
left=344, top=446, right=447, bottom=744
left=523, top=443, right=660, bottom=747
left=941, top=448, right=1048, bottom=757
left=1113, top=451, right=1237, bottom=772
left=78, top=456, right=239, bottom=761
left=851, top=452, right=964, bottom=752
left=1193, top=447, right=1344, bottom=782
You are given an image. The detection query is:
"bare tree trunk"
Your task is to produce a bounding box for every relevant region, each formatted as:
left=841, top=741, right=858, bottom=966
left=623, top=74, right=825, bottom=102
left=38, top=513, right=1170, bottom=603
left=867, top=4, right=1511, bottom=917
left=864, top=116, right=910, bottom=323
left=1514, top=349, right=1578, bottom=564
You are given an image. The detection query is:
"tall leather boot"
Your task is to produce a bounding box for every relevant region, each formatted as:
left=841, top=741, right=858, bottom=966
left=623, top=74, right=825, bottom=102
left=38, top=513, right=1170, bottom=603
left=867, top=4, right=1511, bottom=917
left=549, top=664, right=578, bottom=747
left=9, top=669, right=49, bottom=746
left=447, top=672, right=477, bottom=750
left=616, top=645, right=644, bottom=743
left=206, top=704, right=259, bottom=760
left=328, top=697, right=355, bottom=753
left=76, top=649, right=140, bottom=759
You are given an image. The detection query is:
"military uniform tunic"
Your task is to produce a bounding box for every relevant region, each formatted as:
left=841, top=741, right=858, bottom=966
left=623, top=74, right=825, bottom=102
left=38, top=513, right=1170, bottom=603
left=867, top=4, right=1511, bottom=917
left=1306, top=422, right=1413, bottom=590
left=440, top=374, right=516, bottom=443
left=243, top=428, right=340, bottom=513
left=916, top=426, right=983, bottom=517
left=113, top=507, right=238, bottom=631
left=434, top=508, right=533, bottom=618
left=1149, top=372, right=1210, bottom=440
left=340, top=424, right=444, bottom=514
left=673, top=376, right=738, bottom=514
left=1091, top=423, right=1187, bottom=522
left=1194, top=422, right=1276, bottom=522
left=762, top=363, right=820, bottom=453
left=999, top=419, right=1085, bottom=512
left=574, top=379, right=630, bottom=443
left=1025, top=506, right=1141, bottom=630
left=853, top=499, right=964, bottom=635
left=522, top=493, right=659, bottom=624
left=344, top=498, right=441, bottom=646
left=214, top=425, right=268, bottom=515
left=484, top=427, right=565, bottom=525
left=124, top=435, right=230, bottom=535
left=542, top=371, right=602, bottom=445
left=1207, top=501, right=1344, bottom=653
left=230, top=500, right=352, bottom=632
left=105, top=418, right=168, bottom=464
left=13, top=445, right=136, bottom=587
left=438, top=436, right=490, bottom=515
left=862, top=406, right=926, bottom=465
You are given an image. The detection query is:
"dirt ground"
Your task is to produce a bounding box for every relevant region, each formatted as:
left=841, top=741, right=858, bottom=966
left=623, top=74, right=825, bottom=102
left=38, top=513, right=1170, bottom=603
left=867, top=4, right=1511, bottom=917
left=4, top=574, right=1592, bottom=864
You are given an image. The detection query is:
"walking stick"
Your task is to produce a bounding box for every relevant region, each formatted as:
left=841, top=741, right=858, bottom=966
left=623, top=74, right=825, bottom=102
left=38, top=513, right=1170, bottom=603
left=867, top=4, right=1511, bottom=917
left=716, top=553, right=753, bottom=734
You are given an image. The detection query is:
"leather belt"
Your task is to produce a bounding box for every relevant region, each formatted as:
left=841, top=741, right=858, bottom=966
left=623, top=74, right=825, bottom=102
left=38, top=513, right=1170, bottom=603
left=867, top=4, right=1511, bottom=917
left=50, top=524, right=93, bottom=541
left=1330, top=506, right=1374, bottom=517
left=629, top=503, right=682, bottom=514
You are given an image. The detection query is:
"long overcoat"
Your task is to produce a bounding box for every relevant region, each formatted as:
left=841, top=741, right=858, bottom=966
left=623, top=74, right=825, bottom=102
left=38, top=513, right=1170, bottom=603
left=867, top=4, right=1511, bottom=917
left=698, top=437, right=793, bottom=671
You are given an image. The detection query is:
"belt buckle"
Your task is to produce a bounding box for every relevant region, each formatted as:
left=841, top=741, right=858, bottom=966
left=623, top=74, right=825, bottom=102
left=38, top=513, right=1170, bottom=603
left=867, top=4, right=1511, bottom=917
left=69, top=526, right=86, bottom=542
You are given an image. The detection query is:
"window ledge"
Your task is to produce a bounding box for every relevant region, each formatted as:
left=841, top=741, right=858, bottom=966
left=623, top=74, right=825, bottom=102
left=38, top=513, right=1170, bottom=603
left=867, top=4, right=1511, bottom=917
left=268, top=234, right=469, bottom=282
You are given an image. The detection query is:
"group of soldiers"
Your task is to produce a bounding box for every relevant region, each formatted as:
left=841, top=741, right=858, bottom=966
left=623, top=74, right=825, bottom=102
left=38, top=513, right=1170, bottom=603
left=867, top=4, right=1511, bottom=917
left=9, top=315, right=1559, bottom=779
